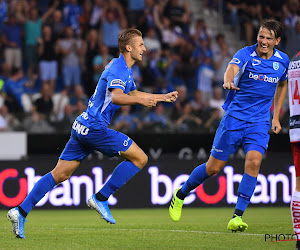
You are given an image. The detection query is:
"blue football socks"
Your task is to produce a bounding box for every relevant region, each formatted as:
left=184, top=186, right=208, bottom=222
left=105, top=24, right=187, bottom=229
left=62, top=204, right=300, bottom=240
left=96, top=160, right=140, bottom=200
left=234, top=173, right=257, bottom=217
left=177, top=163, right=210, bottom=199
left=19, top=172, right=56, bottom=217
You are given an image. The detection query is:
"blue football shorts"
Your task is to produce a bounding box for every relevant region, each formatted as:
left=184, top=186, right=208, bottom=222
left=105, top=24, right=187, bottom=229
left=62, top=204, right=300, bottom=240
left=60, top=120, right=133, bottom=161
left=211, top=114, right=270, bottom=161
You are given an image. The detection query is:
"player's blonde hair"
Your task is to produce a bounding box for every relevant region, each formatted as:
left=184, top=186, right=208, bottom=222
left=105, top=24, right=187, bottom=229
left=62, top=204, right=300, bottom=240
left=118, top=28, right=142, bottom=54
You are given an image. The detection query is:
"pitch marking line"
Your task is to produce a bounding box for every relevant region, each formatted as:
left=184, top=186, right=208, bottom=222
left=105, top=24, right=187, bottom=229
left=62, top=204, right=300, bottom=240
left=1, top=226, right=265, bottom=236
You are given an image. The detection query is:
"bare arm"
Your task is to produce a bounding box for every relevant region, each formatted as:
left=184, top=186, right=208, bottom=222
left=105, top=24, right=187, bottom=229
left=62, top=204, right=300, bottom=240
left=223, top=63, right=240, bottom=90
left=111, top=88, right=157, bottom=107
left=129, top=89, right=178, bottom=103
left=272, top=79, right=287, bottom=134
left=41, top=0, right=59, bottom=23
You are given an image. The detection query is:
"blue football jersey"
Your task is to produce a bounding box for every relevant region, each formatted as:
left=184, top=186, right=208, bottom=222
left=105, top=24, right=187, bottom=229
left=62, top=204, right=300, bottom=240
left=223, top=44, right=289, bottom=122
left=77, top=54, right=136, bottom=128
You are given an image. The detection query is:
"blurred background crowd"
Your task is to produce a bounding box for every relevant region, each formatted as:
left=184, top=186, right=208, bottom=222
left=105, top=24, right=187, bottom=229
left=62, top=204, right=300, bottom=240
left=0, top=0, right=298, bottom=134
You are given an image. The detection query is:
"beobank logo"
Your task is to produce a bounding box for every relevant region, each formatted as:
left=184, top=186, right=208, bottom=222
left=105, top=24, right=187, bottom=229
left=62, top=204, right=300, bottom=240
left=0, top=165, right=296, bottom=207
left=249, top=72, right=279, bottom=83
left=148, top=166, right=295, bottom=205
left=0, top=167, right=117, bottom=207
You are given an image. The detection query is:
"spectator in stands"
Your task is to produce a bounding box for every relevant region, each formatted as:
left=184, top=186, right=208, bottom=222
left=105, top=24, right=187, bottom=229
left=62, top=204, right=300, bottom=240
left=225, top=0, right=244, bottom=31
left=143, top=27, right=161, bottom=52
left=196, top=56, right=215, bottom=107
left=112, top=105, right=142, bottom=133
left=48, top=10, right=65, bottom=41
left=209, top=86, right=225, bottom=119
left=57, top=26, right=85, bottom=93
left=137, top=0, right=156, bottom=33
left=2, top=13, right=22, bottom=72
left=0, top=0, right=8, bottom=29
left=100, top=9, right=124, bottom=57
left=285, top=17, right=300, bottom=58
left=191, top=38, right=213, bottom=69
left=92, top=45, right=113, bottom=93
left=33, top=83, right=54, bottom=120
left=190, top=89, right=204, bottom=115
left=54, top=103, right=74, bottom=133
left=143, top=48, right=162, bottom=88
left=38, top=25, right=58, bottom=91
left=78, top=0, right=92, bottom=38
left=283, top=0, right=299, bottom=29
left=105, top=0, right=127, bottom=25
left=0, top=104, right=21, bottom=131
left=176, top=100, right=202, bottom=132
left=127, top=0, right=144, bottom=28
left=23, top=109, right=55, bottom=133
left=132, top=61, right=143, bottom=90
left=239, top=0, right=263, bottom=45
left=12, top=0, right=28, bottom=24
left=72, top=98, right=87, bottom=119
left=143, top=103, right=170, bottom=132
left=63, top=0, right=82, bottom=36
left=23, top=3, right=58, bottom=79
left=156, top=17, right=182, bottom=50
left=0, top=107, right=6, bottom=130
left=263, top=0, right=284, bottom=22
left=153, top=76, right=175, bottom=113
left=203, top=0, right=218, bottom=16
left=173, top=85, right=189, bottom=118
left=212, top=33, right=234, bottom=91
left=69, top=85, right=88, bottom=107
left=3, top=67, right=35, bottom=113
left=163, top=0, right=191, bottom=33
left=190, top=18, right=213, bottom=46
left=82, top=29, right=100, bottom=96
left=170, top=60, right=186, bottom=87
left=177, top=39, right=194, bottom=92
left=89, top=0, right=106, bottom=29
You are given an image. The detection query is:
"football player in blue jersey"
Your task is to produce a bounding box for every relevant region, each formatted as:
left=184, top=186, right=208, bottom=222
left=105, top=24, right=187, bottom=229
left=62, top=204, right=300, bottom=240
left=169, top=19, right=289, bottom=232
left=7, top=28, right=178, bottom=239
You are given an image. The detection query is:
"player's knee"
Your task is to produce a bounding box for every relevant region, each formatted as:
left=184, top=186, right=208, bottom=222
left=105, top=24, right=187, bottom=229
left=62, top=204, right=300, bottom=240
left=139, top=153, right=148, bottom=168
left=51, top=170, right=72, bottom=184
left=246, top=158, right=261, bottom=171
left=206, top=164, right=222, bottom=176
left=135, top=153, right=148, bottom=169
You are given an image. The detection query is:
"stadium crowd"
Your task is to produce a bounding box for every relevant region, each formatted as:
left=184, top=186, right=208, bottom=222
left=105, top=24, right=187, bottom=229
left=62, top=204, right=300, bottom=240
left=0, top=0, right=298, bottom=134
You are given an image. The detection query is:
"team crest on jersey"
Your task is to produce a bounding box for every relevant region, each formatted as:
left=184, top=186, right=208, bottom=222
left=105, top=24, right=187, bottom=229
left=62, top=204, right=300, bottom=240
left=273, top=62, right=279, bottom=70
left=252, top=58, right=261, bottom=66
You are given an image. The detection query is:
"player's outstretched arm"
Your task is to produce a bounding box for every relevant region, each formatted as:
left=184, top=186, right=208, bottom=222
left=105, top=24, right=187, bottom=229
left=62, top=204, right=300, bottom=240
left=156, top=91, right=178, bottom=103
left=272, top=79, right=287, bottom=134
left=129, top=90, right=178, bottom=103
left=112, top=89, right=156, bottom=107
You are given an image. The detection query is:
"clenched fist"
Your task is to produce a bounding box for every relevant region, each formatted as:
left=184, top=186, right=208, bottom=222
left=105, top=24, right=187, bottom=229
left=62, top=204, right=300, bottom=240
left=165, top=91, right=178, bottom=103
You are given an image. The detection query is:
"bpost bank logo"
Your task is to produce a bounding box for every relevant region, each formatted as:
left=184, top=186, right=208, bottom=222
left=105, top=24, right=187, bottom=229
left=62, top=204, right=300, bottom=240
left=0, top=165, right=296, bottom=207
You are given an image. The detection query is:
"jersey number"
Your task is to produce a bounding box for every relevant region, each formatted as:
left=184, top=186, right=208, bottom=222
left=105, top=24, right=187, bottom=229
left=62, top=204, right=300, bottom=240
left=291, top=79, right=300, bottom=105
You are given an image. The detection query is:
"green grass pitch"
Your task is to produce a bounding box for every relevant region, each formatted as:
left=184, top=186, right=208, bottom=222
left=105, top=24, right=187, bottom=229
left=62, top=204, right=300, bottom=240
left=0, top=207, right=296, bottom=249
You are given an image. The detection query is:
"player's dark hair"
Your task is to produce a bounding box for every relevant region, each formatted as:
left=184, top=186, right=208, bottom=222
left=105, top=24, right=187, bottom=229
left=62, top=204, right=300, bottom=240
left=259, top=19, right=283, bottom=39
left=118, top=28, right=142, bottom=54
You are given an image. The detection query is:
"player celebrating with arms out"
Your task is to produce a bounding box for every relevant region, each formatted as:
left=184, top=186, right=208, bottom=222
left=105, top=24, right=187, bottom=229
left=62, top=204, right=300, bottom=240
left=7, top=28, right=178, bottom=239
left=169, top=19, right=289, bottom=232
